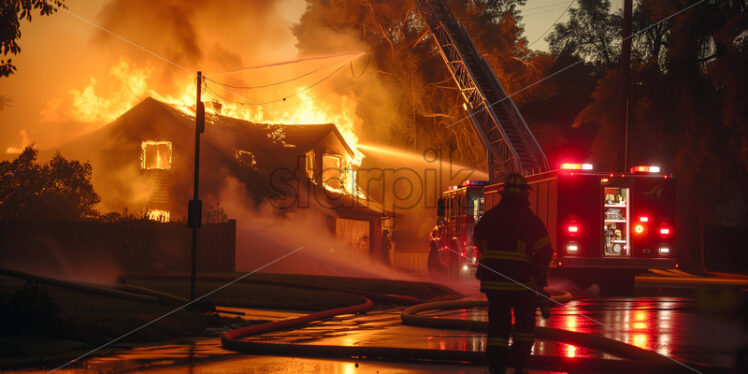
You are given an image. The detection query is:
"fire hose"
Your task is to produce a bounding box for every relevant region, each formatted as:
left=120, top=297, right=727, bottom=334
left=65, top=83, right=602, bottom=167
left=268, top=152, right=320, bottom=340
left=218, top=284, right=723, bottom=372
left=1, top=268, right=723, bottom=372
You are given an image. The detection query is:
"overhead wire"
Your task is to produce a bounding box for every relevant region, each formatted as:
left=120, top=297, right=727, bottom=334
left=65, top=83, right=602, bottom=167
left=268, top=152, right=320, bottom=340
left=204, top=61, right=349, bottom=107
left=523, top=3, right=572, bottom=18
left=203, top=56, right=372, bottom=113
left=207, top=52, right=365, bottom=76
left=205, top=64, right=329, bottom=90
left=59, top=7, right=192, bottom=75
left=527, top=0, right=576, bottom=47
left=446, top=0, right=704, bottom=130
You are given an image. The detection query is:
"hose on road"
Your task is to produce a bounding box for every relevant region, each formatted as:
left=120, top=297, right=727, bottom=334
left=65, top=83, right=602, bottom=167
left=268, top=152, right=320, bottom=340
left=401, top=299, right=668, bottom=363
left=2, top=268, right=722, bottom=372
left=221, top=284, right=723, bottom=372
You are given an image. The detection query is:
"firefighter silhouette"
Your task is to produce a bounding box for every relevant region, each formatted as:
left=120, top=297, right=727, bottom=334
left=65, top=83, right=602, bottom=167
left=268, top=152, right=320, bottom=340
left=473, top=173, right=553, bottom=373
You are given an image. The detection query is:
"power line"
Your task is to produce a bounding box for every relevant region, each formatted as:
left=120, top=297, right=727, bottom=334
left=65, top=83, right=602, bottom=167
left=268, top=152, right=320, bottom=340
left=523, top=2, right=572, bottom=17
left=60, top=7, right=193, bottom=75
left=207, top=52, right=365, bottom=76
left=205, top=61, right=349, bottom=107
left=207, top=66, right=373, bottom=113
left=523, top=1, right=573, bottom=12
left=527, top=0, right=576, bottom=48
left=205, top=64, right=331, bottom=90
left=446, top=0, right=706, bottom=132
left=258, top=63, right=348, bottom=105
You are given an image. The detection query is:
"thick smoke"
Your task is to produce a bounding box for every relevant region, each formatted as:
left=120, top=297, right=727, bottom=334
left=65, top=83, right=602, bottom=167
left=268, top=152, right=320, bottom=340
left=215, top=174, right=411, bottom=279
left=1, top=0, right=310, bottom=152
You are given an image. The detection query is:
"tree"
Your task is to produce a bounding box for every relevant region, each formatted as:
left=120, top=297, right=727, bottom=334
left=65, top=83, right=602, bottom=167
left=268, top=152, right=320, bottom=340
left=293, top=0, right=554, bottom=167
left=547, top=0, right=621, bottom=71
left=0, top=146, right=100, bottom=221
left=0, top=0, right=65, bottom=77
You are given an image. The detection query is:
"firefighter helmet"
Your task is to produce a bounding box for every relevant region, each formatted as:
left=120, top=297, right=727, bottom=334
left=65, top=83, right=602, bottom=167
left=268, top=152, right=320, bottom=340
left=500, top=173, right=531, bottom=196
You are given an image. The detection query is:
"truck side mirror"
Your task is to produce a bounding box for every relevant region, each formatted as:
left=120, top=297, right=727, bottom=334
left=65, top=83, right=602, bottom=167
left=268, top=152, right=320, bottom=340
left=437, top=197, right=445, bottom=217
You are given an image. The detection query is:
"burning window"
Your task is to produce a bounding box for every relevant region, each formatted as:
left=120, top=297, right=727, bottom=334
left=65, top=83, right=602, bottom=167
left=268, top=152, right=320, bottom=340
left=147, top=209, right=170, bottom=222
left=141, top=141, right=172, bottom=170
left=305, top=150, right=315, bottom=179
left=322, top=153, right=342, bottom=191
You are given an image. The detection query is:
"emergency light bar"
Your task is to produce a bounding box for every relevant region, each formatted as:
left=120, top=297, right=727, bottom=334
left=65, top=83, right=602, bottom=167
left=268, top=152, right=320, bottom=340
left=461, top=180, right=489, bottom=187
left=561, top=163, right=593, bottom=170
left=630, top=165, right=661, bottom=173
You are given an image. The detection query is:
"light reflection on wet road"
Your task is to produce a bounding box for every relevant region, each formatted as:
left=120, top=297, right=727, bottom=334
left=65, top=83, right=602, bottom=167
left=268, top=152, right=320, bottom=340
left=38, top=297, right=744, bottom=373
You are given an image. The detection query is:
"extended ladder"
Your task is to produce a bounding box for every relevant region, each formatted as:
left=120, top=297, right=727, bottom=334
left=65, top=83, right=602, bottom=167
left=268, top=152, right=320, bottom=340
left=415, top=0, right=549, bottom=182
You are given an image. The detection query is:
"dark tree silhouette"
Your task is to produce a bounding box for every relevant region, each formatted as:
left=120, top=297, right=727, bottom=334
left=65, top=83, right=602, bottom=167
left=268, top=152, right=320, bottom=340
left=547, top=0, right=621, bottom=71
left=0, top=146, right=100, bottom=221
left=0, top=0, right=65, bottom=77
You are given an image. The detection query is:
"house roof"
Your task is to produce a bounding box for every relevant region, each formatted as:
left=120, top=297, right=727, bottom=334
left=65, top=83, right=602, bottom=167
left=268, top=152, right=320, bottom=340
left=46, top=97, right=389, bottom=218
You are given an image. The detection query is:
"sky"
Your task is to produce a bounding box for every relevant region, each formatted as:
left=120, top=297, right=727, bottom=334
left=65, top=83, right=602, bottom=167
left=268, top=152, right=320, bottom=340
left=0, top=0, right=625, bottom=156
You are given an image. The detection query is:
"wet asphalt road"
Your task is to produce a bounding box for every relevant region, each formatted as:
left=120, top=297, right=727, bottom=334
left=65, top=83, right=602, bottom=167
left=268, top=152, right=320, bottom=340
left=34, top=291, right=745, bottom=374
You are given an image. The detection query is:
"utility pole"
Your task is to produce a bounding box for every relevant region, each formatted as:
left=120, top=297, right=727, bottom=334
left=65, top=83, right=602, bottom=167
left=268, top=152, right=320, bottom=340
left=621, top=0, right=632, bottom=172
left=188, top=71, right=206, bottom=301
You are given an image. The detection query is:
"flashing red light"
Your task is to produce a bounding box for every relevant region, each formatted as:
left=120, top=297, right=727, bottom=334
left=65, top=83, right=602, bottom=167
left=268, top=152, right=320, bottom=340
left=634, top=224, right=645, bottom=234
left=659, top=227, right=671, bottom=236
left=630, top=165, right=662, bottom=174
left=639, top=216, right=649, bottom=223
left=561, top=163, right=593, bottom=170
left=568, top=225, right=579, bottom=233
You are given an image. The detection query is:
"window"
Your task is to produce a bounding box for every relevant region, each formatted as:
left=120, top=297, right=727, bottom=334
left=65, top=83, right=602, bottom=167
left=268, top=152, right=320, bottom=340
left=141, top=141, right=172, bottom=170
left=321, top=153, right=343, bottom=191
left=305, top=150, right=315, bottom=179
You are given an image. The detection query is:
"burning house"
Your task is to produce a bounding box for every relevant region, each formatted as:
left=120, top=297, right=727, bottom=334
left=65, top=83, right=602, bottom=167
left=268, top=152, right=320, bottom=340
left=51, top=97, right=393, bottom=262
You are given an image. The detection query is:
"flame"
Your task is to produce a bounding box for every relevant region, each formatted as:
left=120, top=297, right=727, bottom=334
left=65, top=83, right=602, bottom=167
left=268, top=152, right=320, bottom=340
left=60, top=59, right=369, bottom=199
left=147, top=209, right=170, bottom=222
left=140, top=141, right=172, bottom=169
left=60, top=59, right=362, bottom=157
left=68, top=60, right=153, bottom=123
left=62, top=59, right=362, bottom=153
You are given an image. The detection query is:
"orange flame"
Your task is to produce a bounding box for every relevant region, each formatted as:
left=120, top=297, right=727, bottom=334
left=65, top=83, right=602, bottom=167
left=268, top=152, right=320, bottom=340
left=147, top=209, right=170, bottom=222
left=140, top=141, right=172, bottom=170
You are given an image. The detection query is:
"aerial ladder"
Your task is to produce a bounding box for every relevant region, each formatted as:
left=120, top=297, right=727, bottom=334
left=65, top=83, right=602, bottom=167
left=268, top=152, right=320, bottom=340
left=414, top=0, right=549, bottom=183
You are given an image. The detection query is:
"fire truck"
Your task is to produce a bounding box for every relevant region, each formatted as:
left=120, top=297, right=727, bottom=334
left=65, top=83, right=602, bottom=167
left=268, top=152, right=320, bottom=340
left=415, top=0, right=677, bottom=294
left=428, top=165, right=677, bottom=295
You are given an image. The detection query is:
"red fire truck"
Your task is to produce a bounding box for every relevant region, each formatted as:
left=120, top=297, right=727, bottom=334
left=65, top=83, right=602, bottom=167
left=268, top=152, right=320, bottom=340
left=415, top=0, right=677, bottom=294
left=428, top=164, right=677, bottom=295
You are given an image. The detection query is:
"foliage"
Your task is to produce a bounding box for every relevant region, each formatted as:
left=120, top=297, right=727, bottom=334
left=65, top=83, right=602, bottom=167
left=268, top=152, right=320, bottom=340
left=0, top=0, right=65, bottom=77
left=0, top=146, right=100, bottom=221
left=547, top=0, right=621, bottom=71
left=0, top=281, right=70, bottom=337
left=293, top=0, right=554, bottom=167
left=552, top=0, right=748, bottom=259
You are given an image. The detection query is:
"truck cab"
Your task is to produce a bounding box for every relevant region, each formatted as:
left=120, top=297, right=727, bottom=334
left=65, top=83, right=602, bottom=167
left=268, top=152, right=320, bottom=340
left=428, top=180, right=486, bottom=277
